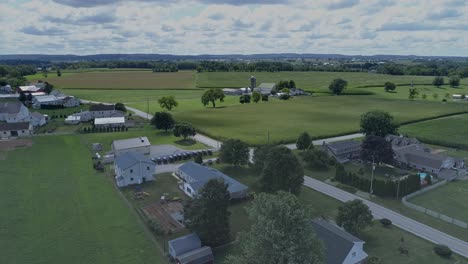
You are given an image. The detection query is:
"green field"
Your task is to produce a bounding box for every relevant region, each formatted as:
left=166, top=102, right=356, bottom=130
left=0, top=136, right=165, bottom=264
left=400, top=114, right=468, bottom=150
left=409, top=181, right=468, bottom=222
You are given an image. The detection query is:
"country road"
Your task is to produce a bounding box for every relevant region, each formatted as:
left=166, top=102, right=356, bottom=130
left=303, top=176, right=468, bottom=258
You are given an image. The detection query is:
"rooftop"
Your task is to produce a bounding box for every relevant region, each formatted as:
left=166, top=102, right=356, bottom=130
left=396, top=145, right=450, bottom=169
left=34, top=95, right=59, bottom=103
left=114, top=151, right=154, bottom=170
left=94, top=117, right=125, bottom=125
left=168, top=233, right=201, bottom=257
left=18, top=86, right=42, bottom=92
left=326, top=140, right=361, bottom=151
left=112, top=136, right=151, bottom=150
left=257, top=83, right=276, bottom=89
left=177, top=246, right=213, bottom=264
left=0, top=122, right=30, bottom=131
left=90, top=104, right=115, bottom=112
left=0, top=101, right=23, bottom=114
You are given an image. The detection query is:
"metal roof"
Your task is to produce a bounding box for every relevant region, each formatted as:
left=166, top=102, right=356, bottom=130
left=396, top=145, right=450, bottom=170
left=0, top=101, right=23, bottom=114
left=179, top=162, right=248, bottom=194
left=114, top=151, right=154, bottom=170
left=176, top=246, right=213, bottom=264
left=312, top=219, right=365, bottom=264
left=90, top=104, right=115, bottom=111
left=257, top=83, right=276, bottom=89
left=35, top=95, right=59, bottom=103
left=94, top=117, right=125, bottom=125
left=19, top=86, right=41, bottom=92
left=0, top=122, right=30, bottom=131
left=112, top=136, right=151, bottom=150
left=168, top=233, right=202, bottom=257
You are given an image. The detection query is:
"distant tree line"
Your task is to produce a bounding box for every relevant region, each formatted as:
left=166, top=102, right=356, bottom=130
left=0, top=64, right=37, bottom=87
left=377, top=61, right=468, bottom=77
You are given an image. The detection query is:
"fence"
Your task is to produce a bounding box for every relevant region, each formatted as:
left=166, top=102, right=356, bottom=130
left=402, top=180, right=468, bottom=229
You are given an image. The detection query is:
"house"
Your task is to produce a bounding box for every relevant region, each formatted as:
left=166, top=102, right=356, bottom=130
left=254, top=83, right=276, bottom=95
left=311, top=219, right=368, bottom=264
left=29, top=112, right=47, bottom=127
left=61, top=96, right=80, bottom=107
left=0, top=122, right=33, bottom=138
left=290, top=88, right=308, bottom=96
left=322, top=140, right=362, bottom=163
left=112, top=136, right=151, bottom=156
left=70, top=104, right=123, bottom=122
left=18, top=85, right=43, bottom=94
left=114, top=151, right=156, bottom=187
left=168, top=233, right=214, bottom=264
left=94, top=117, right=126, bottom=128
left=176, top=162, right=249, bottom=199
left=0, top=101, right=30, bottom=123
left=65, top=115, right=81, bottom=125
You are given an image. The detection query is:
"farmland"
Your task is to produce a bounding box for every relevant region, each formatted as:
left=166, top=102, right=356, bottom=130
left=0, top=135, right=165, bottom=264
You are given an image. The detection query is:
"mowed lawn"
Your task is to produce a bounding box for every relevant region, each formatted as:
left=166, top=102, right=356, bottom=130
left=0, top=136, right=165, bottom=264
left=400, top=114, right=468, bottom=149
left=409, top=181, right=468, bottom=222
left=27, top=71, right=196, bottom=89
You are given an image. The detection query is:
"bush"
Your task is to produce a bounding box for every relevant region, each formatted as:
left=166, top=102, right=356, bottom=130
left=434, top=245, right=452, bottom=258
left=367, top=256, right=382, bottom=264
left=148, top=219, right=164, bottom=235
left=442, top=98, right=447, bottom=102
left=379, top=218, right=392, bottom=227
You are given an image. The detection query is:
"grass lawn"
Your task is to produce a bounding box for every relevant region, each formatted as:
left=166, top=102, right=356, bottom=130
left=400, top=114, right=468, bottom=150
left=26, top=71, right=197, bottom=90
left=409, top=181, right=468, bottom=222
left=0, top=135, right=165, bottom=264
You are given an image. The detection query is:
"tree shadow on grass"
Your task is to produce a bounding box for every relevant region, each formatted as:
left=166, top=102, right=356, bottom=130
left=175, top=138, right=197, bottom=146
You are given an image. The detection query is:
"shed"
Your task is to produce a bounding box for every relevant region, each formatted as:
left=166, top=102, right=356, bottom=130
left=176, top=246, right=214, bottom=264
left=168, top=233, right=202, bottom=259
left=94, top=117, right=126, bottom=128
left=112, top=136, right=151, bottom=156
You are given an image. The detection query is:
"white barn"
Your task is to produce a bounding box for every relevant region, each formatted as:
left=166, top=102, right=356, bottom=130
left=112, top=137, right=151, bottom=156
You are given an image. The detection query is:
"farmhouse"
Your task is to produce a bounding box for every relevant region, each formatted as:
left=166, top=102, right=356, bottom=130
left=322, top=140, right=362, bottom=163
left=168, top=233, right=214, bottom=264
left=0, top=122, right=33, bottom=138
left=254, top=83, right=276, bottom=95
left=176, top=162, right=249, bottom=199
left=114, top=151, right=156, bottom=187
left=32, top=95, right=61, bottom=108
left=94, top=117, right=126, bottom=128
left=112, top=136, right=151, bottom=156
left=311, top=219, right=368, bottom=264
left=0, top=101, right=31, bottom=123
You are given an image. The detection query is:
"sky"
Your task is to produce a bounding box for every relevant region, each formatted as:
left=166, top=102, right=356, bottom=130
left=0, top=0, right=467, bottom=56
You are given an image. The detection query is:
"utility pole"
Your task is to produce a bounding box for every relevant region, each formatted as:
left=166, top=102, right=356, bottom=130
left=147, top=98, right=149, bottom=120
left=370, top=155, right=375, bottom=194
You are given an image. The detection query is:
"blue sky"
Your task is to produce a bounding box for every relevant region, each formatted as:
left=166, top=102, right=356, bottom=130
left=1, top=0, right=467, bottom=56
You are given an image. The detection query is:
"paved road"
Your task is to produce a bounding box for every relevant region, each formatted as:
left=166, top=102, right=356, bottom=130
left=303, top=176, right=468, bottom=258
left=286, top=133, right=364, bottom=149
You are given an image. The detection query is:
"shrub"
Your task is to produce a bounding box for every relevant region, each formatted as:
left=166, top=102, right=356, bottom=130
left=434, top=245, right=452, bottom=258
left=442, top=98, right=447, bottom=102
left=367, top=256, right=382, bottom=264
left=379, top=218, right=392, bottom=227
left=148, top=219, right=164, bottom=235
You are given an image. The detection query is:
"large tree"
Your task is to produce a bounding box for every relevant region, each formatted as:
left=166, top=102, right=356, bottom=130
left=328, top=78, right=347, bottom=95
left=184, top=179, right=231, bottom=246
left=173, top=122, right=196, bottom=139
left=296, top=131, right=312, bottom=151
left=44, top=82, right=53, bottom=94
left=226, top=192, right=323, bottom=264
left=449, top=75, right=460, bottom=87
left=252, top=91, right=261, bottom=103
left=219, top=139, right=249, bottom=167
left=302, top=149, right=334, bottom=169
left=201, top=88, right=225, bottom=108
left=360, top=110, right=399, bottom=137
left=158, top=95, right=178, bottom=111
left=150, top=112, right=175, bottom=132
left=259, top=146, right=304, bottom=195
left=336, top=199, right=373, bottom=235
left=252, top=145, right=272, bottom=174
left=115, top=102, right=127, bottom=112
left=432, top=76, right=444, bottom=87
left=361, top=135, right=394, bottom=164
left=384, top=82, right=396, bottom=92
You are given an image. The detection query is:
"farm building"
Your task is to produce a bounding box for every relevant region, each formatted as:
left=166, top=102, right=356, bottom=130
left=311, top=219, right=368, bottom=264
left=322, top=140, right=362, bottom=163
left=0, top=85, right=12, bottom=93
left=18, top=85, right=43, bottom=94
left=168, top=233, right=214, bottom=264
left=222, top=88, right=242, bottom=95
left=0, top=122, right=33, bottom=138
left=176, top=162, right=249, bottom=199
left=29, top=112, right=47, bottom=127
left=114, top=151, right=156, bottom=187
left=94, top=117, right=126, bottom=128
left=112, top=136, right=151, bottom=156
left=32, top=95, right=62, bottom=108
left=65, top=115, right=81, bottom=125
left=0, top=94, right=19, bottom=100
left=254, top=83, right=276, bottom=95
left=0, top=101, right=31, bottom=123
left=70, top=104, right=124, bottom=122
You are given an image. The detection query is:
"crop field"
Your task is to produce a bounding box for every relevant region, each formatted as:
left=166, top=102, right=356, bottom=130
left=27, top=70, right=196, bottom=89
left=409, top=181, right=468, bottom=222
left=0, top=135, right=165, bottom=264
left=400, top=114, right=468, bottom=149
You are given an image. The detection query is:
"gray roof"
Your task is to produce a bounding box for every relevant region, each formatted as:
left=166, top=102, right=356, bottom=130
left=257, top=83, right=276, bottom=89
left=114, top=151, right=154, bottom=170
left=31, top=112, right=44, bottom=119
left=396, top=145, right=450, bottom=170
left=179, top=162, right=248, bottom=194
left=112, top=137, right=151, bottom=151
left=177, top=246, right=213, bottom=264
left=311, top=219, right=364, bottom=264
left=35, top=95, right=59, bottom=103
left=168, top=233, right=201, bottom=257
left=385, top=135, right=420, bottom=148
left=0, top=101, right=22, bottom=114
left=0, top=122, right=30, bottom=131
left=326, top=140, right=361, bottom=156
left=90, top=104, right=114, bottom=112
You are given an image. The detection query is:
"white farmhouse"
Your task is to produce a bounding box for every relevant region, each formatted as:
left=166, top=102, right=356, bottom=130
left=0, top=101, right=31, bottom=123
left=114, top=151, right=156, bottom=187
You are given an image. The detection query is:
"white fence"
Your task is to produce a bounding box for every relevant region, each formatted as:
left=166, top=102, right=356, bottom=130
left=402, top=180, right=468, bottom=229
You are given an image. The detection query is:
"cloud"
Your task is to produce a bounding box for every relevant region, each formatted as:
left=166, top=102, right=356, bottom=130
left=52, top=0, right=118, bottom=7
left=378, top=22, right=468, bottom=31
left=208, top=13, right=224, bottom=20
left=232, top=18, right=254, bottom=30
left=53, top=0, right=288, bottom=7
left=197, top=0, right=288, bottom=5
left=45, top=13, right=116, bottom=25
left=161, top=24, right=175, bottom=32
left=427, top=9, right=462, bottom=20
left=326, top=0, right=359, bottom=10
left=20, top=26, right=69, bottom=36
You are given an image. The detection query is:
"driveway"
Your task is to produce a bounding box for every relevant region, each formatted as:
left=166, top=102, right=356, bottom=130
left=303, top=176, right=468, bottom=258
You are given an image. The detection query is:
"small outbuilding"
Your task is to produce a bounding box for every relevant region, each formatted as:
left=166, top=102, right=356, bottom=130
left=114, top=151, right=156, bottom=187
left=94, top=117, right=126, bottom=128
left=168, top=233, right=214, bottom=264
left=112, top=136, right=151, bottom=156
left=322, top=140, right=362, bottom=163
left=65, top=115, right=81, bottom=125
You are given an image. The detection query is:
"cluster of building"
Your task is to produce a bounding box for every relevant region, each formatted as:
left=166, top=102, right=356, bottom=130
left=321, top=135, right=465, bottom=180
left=65, top=104, right=126, bottom=126
left=222, top=76, right=308, bottom=97
left=0, top=101, right=47, bottom=138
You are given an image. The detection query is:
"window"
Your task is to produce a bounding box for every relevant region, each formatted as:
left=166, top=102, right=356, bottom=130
left=130, top=169, right=133, bottom=173
left=186, top=187, right=192, bottom=193
left=352, top=252, right=356, bottom=257
left=147, top=166, right=150, bottom=170
left=130, top=177, right=134, bottom=181
left=22, top=130, right=25, bottom=133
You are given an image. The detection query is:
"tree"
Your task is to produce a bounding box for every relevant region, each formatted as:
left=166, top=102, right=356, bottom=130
left=302, top=149, right=334, bottom=169
left=281, top=88, right=290, bottom=94
left=449, top=75, right=460, bottom=87
left=18, top=92, right=26, bottom=102
left=259, top=146, right=304, bottom=195
left=201, top=88, right=225, bottom=108
left=261, top=94, right=269, bottom=102
left=44, top=82, right=53, bottom=94
left=219, top=139, right=249, bottom=167
left=194, top=153, right=203, bottom=164
left=379, top=218, right=392, bottom=227
left=115, top=102, right=127, bottom=112
left=226, top=192, right=323, bottom=264
left=239, top=94, right=251, bottom=104
left=150, top=112, right=175, bottom=132
left=434, top=245, right=452, bottom=258
left=289, top=80, right=296, bottom=89
left=252, top=145, right=272, bottom=174
left=173, top=122, right=196, bottom=139
left=361, top=135, right=394, bottom=164
left=296, top=132, right=312, bottom=151
left=42, top=69, right=48, bottom=78
left=384, top=82, right=396, bottom=92
left=158, top=95, right=178, bottom=111
left=26, top=93, right=33, bottom=102
left=360, top=110, right=398, bottom=137
left=432, top=76, right=444, bottom=87
left=252, top=91, right=261, bottom=103
left=336, top=199, right=373, bottom=235
left=57, top=69, right=62, bottom=77
left=328, top=78, right=347, bottom=95
left=184, top=179, right=230, bottom=246
left=408, top=87, right=419, bottom=100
